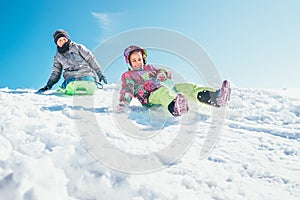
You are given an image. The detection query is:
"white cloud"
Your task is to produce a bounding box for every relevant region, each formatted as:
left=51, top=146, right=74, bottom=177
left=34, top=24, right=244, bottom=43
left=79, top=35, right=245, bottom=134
left=92, top=12, right=110, bottom=30
left=92, top=12, right=125, bottom=32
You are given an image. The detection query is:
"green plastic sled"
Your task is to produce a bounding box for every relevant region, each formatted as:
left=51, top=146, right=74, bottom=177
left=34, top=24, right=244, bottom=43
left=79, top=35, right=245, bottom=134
left=57, top=81, right=97, bottom=95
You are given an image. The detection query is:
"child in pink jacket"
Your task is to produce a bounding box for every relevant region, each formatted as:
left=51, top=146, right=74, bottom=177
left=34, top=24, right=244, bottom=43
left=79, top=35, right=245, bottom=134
left=117, top=45, right=231, bottom=116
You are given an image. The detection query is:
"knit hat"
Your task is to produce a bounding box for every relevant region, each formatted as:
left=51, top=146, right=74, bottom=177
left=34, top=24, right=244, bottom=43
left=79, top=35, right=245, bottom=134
left=53, top=29, right=70, bottom=44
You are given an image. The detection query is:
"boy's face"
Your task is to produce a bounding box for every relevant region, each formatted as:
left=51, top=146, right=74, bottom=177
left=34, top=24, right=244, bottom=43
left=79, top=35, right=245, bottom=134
left=56, top=37, right=68, bottom=47
left=129, top=51, right=144, bottom=70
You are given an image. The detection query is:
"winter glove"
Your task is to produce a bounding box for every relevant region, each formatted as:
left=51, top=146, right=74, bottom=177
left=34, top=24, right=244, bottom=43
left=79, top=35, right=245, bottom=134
left=157, top=70, right=172, bottom=81
left=97, top=71, right=108, bottom=84
left=165, top=69, right=172, bottom=79
left=116, top=102, right=129, bottom=113
left=37, top=85, right=51, bottom=94
left=157, top=72, right=167, bottom=81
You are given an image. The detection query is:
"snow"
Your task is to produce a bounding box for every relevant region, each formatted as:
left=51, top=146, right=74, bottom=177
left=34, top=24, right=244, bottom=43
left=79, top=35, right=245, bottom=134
left=0, top=86, right=299, bottom=200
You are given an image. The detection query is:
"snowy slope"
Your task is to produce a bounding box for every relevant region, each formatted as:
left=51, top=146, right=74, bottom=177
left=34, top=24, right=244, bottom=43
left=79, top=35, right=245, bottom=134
left=0, top=85, right=299, bottom=200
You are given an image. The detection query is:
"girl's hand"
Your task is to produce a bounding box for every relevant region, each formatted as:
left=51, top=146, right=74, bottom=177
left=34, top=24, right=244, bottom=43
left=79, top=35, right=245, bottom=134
left=157, top=70, right=172, bottom=81
left=157, top=72, right=167, bottom=81
left=165, top=69, right=172, bottom=79
left=116, top=103, right=129, bottom=113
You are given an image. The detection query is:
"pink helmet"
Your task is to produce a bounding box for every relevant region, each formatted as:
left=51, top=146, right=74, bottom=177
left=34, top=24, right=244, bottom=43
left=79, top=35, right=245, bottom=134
left=124, top=45, right=147, bottom=65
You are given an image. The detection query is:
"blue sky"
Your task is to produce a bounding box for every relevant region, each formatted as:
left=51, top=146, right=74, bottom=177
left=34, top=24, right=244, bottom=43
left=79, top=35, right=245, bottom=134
left=0, top=0, right=299, bottom=89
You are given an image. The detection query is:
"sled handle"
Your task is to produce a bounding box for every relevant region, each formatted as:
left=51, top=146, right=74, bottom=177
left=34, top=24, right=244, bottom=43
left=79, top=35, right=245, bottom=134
left=96, top=81, right=103, bottom=89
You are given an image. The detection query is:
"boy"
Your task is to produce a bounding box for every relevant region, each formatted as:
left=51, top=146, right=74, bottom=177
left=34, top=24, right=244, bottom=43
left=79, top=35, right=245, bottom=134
left=37, top=29, right=107, bottom=94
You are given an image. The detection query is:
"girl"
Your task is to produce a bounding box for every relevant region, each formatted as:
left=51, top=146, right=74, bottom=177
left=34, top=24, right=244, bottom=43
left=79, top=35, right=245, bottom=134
left=117, top=45, right=231, bottom=116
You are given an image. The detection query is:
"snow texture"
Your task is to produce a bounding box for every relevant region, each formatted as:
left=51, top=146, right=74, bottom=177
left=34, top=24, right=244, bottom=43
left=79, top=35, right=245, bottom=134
left=0, top=85, right=299, bottom=200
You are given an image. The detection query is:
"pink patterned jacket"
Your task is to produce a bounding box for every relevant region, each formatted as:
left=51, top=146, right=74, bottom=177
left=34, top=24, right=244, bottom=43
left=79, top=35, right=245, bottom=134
left=119, top=64, right=170, bottom=107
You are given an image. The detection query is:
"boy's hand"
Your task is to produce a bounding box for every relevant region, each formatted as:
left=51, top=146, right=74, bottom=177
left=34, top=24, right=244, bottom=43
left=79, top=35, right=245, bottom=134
left=99, top=74, right=108, bottom=84
left=97, top=71, right=108, bottom=84
left=36, top=85, right=51, bottom=94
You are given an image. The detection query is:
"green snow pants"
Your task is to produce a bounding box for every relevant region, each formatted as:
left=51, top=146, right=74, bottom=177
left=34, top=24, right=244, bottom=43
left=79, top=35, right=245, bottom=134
left=148, top=83, right=217, bottom=110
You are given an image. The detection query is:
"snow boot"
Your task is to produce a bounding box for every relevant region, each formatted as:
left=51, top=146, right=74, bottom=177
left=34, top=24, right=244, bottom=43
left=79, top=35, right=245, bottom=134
left=216, top=80, right=231, bottom=107
left=168, top=93, right=189, bottom=116
left=197, top=90, right=218, bottom=106
left=197, top=80, right=231, bottom=107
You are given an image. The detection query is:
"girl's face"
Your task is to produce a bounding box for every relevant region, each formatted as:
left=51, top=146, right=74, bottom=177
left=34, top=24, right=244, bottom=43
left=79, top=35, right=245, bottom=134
left=57, top=37, right=68, bottom=47
left=129, top=51, right=144, bottom=70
